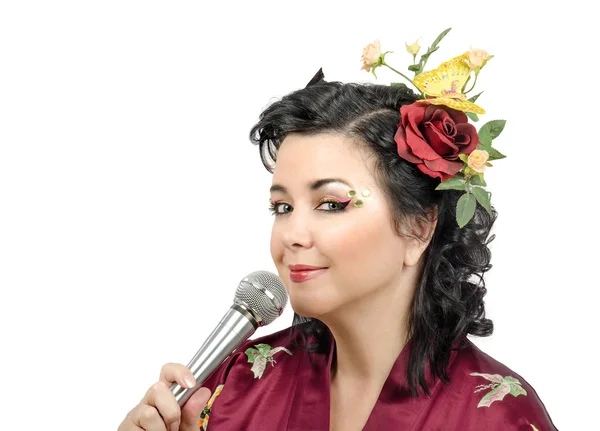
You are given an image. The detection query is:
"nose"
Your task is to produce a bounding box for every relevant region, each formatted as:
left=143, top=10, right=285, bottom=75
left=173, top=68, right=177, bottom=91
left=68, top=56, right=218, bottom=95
left=281, top=210, right=313, bottom=250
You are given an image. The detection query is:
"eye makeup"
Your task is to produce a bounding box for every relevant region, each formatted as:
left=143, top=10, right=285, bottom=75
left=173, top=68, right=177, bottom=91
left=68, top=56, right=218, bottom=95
left=267, top=183, right=372, bottom=215
left=316, top=196, right=352, bottom=212
left=319, top=196, right=351, bottom=203
left=268, top=196, right=352, bottom=216
left=347, top=188, right=371, bottom=207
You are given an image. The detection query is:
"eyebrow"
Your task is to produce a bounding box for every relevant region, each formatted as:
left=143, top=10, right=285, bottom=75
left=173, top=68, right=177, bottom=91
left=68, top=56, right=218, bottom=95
left=269, top=178, right=352, bottom=194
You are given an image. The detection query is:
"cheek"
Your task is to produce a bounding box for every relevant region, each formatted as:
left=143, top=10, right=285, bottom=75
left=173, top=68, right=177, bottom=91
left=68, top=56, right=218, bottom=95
left=318, top=216, right=383, bottom=265
left=269, top=225, right=282, bottom=262
left=318, top=212, right=406, bottom=278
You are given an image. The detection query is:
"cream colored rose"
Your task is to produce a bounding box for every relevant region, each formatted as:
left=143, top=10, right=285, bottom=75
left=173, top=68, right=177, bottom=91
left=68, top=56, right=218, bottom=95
left=405, top=39, right=421, bottom=55
left=467, top=149, right=492, bottom=173
left=361, top=40, right=381, bottom=71
left=465, top=48, right=491, bottom=69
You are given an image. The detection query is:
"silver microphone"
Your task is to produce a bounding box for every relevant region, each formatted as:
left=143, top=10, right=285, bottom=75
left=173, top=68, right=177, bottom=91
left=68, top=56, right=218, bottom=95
left=170, top=270, right=287, bottom=406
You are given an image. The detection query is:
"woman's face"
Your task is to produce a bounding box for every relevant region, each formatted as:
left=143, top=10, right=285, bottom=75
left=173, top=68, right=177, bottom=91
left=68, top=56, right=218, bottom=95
left=269, top=133, right=428, bottom=319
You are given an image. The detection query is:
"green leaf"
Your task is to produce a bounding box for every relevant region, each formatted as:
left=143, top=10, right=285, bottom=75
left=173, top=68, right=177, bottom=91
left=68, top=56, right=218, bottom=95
left=245, top=348, right=259, bottom=363
left=456, top=193, right=476, bottom=228
left=408, top=64, right=420, bottom=72
left=414, top=27, right=452, bottom=74
left=478, top=127, right=492, bottom=147
left=486, top=147, right=507, bottom=161
left=466, top=112, right=479, bottom=122
left=419, top=46, right=439, bottom=64
left=390, top=82, right=409, bottom=90
left=479, top=120, right=506, bottom=142
left=508, top=382, right=527, bottom=397
left=472, top=186, right=492, bottom=216
left=461, top=75, right=471, bottom=93
left=470, top=174, right=487, bottom=187
left=486, top=120, right=506, bottom=139
left=458, top=154, right=469, bottom=164
left=468, top=91, right=483, bottom=103
left=255, top=343, right=272, bottom=355
left=435, top=176, right=467, bottom=191
left=478, top=385, right=509, bottom=408
left=429, top=27, right=452, bottom=52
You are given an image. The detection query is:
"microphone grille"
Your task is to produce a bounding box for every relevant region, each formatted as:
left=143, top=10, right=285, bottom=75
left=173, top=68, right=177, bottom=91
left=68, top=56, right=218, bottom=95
left=234, top=270, right=288, bottom=326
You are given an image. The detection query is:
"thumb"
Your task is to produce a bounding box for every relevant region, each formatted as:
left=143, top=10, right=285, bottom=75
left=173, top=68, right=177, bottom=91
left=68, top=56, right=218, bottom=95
left=179, top=387, right=211, bottom=431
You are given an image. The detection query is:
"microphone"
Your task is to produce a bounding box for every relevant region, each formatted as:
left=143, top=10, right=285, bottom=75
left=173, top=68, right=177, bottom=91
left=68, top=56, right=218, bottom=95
left=170, top=270, right=288, bottom=406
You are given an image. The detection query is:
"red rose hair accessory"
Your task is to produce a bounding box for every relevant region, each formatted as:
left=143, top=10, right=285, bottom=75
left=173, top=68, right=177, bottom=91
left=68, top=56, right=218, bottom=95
left=361, top=28, right=506, bottom=228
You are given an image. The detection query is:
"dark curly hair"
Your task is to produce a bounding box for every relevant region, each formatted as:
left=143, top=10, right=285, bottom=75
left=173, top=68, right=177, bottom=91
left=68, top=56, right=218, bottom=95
left=249, top=80, right=497, bottom=397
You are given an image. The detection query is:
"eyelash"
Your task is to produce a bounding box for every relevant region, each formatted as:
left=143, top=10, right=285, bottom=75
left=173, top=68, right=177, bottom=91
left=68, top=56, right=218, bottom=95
left=268, top=198, right=351, bottom=216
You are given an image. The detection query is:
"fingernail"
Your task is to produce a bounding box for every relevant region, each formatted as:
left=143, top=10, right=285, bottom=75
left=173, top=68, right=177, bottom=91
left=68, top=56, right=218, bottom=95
left=184, top=375, right=196, bottom=388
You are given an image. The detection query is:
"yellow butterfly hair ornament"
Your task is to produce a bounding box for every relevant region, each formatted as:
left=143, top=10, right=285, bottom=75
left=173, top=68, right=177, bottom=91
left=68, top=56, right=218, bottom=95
left=359, top=28, right=505, bottom=228
left=414, top=54, right=486, bottom=114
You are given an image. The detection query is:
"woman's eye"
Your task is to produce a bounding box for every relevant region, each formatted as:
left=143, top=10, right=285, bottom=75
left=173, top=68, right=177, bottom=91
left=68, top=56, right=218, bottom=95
left=317, top=202, right=340, bottom=210
left=278, top=203, right=293, bottom=214
left=270, top=199, right=350, bottom=216
left=270, top=202, right=293, bottom=215
left=316, top=200, right=350, bottom=212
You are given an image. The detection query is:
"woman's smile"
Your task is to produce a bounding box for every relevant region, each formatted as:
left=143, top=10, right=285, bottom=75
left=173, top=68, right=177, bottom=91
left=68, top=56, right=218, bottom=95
left=289, top=264, right=329, bottom=283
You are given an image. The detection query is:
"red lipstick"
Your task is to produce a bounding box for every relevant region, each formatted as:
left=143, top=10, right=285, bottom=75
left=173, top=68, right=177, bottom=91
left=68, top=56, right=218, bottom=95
left=289, top=264, right=328, bottom=283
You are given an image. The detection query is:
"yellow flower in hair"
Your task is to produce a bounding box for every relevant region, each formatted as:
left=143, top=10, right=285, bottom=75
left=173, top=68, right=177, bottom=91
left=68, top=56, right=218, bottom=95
left=361, top=40, right=382, bottom=72
left=465, top=48, right=492, bottom=70
left=467, top=149, right=493, bottom=173
left=413, top=54, right=485, bottom=114
left=405, top=39, right=421, bottom=55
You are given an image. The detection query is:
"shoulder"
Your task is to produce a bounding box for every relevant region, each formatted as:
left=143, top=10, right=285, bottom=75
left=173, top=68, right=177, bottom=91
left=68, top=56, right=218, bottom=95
left=198, top=325, right=329, bottom=430
left=439, top=337, right=557, bottom=430
left=198, top=325, right=311, bottom=429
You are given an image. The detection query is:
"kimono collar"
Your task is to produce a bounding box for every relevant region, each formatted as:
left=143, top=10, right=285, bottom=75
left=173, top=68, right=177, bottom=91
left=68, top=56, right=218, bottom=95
left=325, top=330, right=463, bottom=398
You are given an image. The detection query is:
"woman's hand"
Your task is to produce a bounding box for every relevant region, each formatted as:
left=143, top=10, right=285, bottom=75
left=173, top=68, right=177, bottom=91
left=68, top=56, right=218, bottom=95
left=118, top=363, right=211, bottom=431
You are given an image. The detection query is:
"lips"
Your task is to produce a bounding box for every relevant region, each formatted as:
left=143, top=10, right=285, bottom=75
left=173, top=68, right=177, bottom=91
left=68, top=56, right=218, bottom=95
left=289, top=264, right=326, bottom=271
left=289, top=264, right=328, bottom=283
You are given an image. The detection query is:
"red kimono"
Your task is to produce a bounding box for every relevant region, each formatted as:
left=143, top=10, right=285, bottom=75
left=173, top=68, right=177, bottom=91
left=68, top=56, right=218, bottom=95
left=198, top=326, right=557, bottom=430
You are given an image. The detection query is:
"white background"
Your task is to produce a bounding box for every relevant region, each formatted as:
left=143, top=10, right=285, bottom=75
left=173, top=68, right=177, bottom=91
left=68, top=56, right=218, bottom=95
left=0, top=1, right=596, bottom=429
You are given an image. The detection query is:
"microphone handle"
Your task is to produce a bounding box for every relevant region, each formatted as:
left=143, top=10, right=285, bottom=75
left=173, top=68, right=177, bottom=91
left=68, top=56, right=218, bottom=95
left=170, top=304, right=258, bottom=406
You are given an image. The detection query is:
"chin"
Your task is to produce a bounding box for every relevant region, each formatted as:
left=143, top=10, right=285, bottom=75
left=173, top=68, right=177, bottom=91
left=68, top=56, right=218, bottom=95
left=288, top=291, right=336, bottom=319
left=281, top=272, right=341, bottom=318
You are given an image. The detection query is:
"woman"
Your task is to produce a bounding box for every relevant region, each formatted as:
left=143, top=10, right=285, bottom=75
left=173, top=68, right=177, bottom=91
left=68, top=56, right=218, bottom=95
left=118, top=68, right=557, bottom=430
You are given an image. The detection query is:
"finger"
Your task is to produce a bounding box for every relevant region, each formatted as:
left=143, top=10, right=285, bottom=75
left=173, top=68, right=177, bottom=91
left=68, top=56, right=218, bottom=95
left=159, top=363, right=196, bottom=389
left=180, top=387, right=212, bottom=431
left=141, top=381, right=182, bottom=431
left=132, top=404, right=167, bottom=431
left=118, top=415, right=144, bottom=431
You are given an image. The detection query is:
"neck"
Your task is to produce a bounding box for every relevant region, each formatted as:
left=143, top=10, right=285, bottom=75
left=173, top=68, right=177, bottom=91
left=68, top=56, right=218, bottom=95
left=322, top=272, right=417, bottom=384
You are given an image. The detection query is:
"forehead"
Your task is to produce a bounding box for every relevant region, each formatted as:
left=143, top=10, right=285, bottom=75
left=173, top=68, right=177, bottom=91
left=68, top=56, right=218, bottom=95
left=272, top=133, right=375, bottom=184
